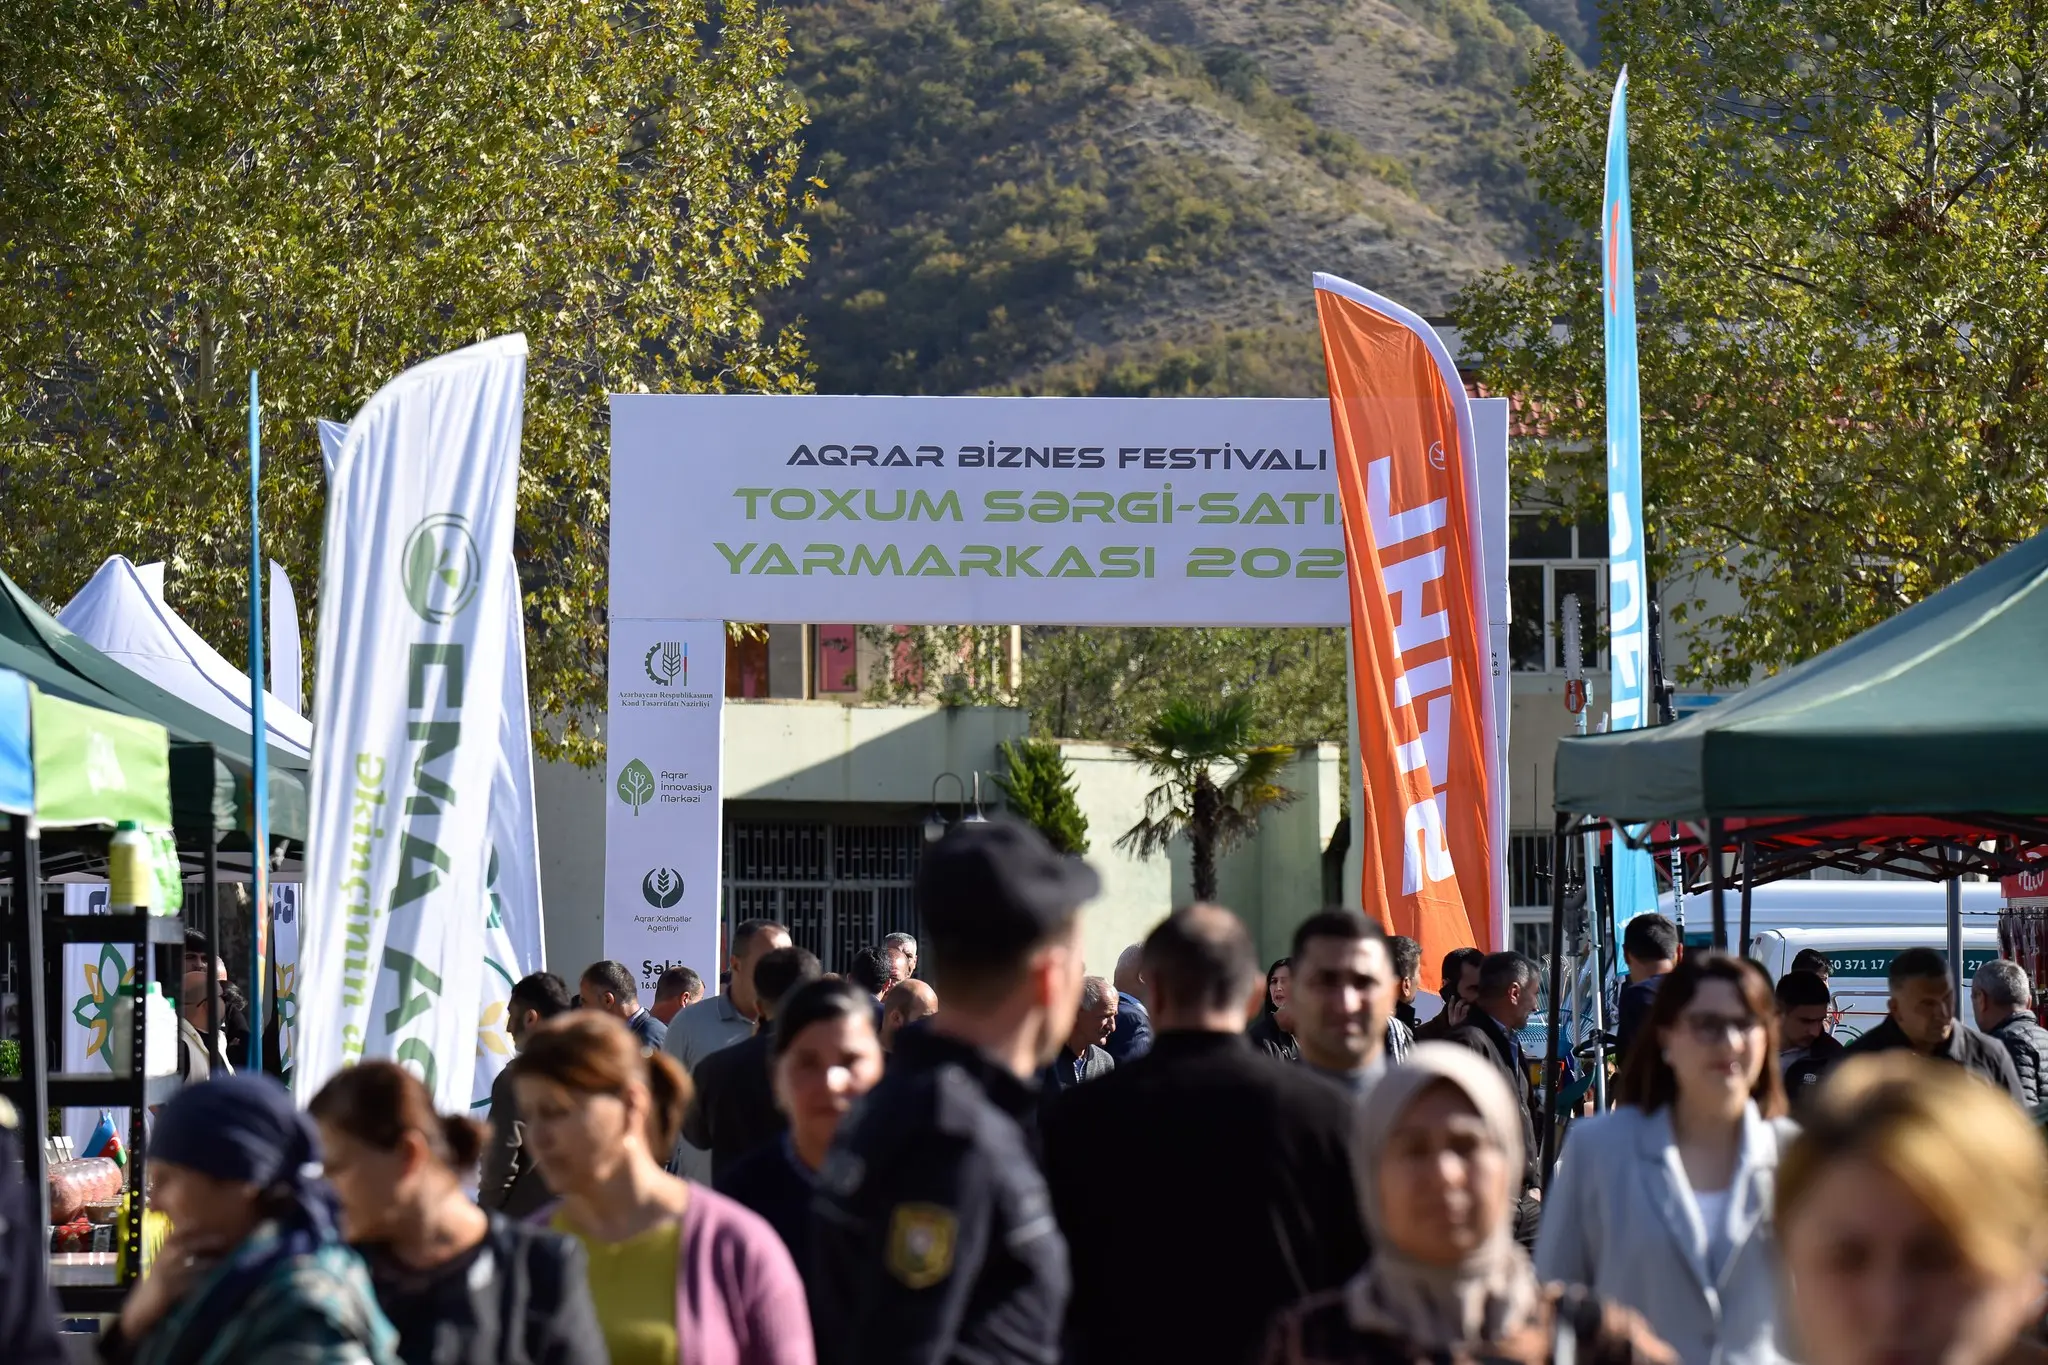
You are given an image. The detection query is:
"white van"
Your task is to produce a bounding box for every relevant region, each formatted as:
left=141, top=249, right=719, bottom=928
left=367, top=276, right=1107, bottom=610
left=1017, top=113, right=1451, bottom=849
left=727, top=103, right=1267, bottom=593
left=1666, top=880, right=2005, bottom=952
left=1749, top=926, right=2001, bottom=1044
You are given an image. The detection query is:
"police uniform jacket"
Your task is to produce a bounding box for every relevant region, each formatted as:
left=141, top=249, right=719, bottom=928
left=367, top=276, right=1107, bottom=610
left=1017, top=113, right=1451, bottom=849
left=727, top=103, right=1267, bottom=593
left=0, top=1112, right=63, bottom=1364
left=811, top=1026, right=1067, bottom=1365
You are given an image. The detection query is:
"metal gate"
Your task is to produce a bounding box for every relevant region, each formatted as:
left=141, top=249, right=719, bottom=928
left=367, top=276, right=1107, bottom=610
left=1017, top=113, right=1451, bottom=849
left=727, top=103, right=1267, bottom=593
left=724, top=820, right=923, bottom=974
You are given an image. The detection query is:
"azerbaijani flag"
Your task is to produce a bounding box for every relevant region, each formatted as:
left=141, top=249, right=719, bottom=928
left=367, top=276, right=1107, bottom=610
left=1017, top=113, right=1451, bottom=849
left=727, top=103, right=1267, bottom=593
left=86, top=1110, right=126, bottom=1167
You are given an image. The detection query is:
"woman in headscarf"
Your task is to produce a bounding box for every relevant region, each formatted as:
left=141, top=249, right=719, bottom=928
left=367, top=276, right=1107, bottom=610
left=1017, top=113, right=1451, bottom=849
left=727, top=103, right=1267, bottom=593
left=1265, top=1043, right=1671, bottom=1365
left=101, top=1073, right=396, bottom=1365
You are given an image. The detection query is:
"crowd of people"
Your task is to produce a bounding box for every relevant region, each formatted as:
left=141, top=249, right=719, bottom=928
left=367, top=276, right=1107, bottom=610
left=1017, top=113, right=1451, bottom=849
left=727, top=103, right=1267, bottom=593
left=7, top=817, right=2048, bottom=1365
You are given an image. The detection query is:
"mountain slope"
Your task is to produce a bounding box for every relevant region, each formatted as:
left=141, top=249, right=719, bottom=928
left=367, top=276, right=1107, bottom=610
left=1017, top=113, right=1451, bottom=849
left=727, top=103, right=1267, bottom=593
left=775, top=0, right=1567, bottom=397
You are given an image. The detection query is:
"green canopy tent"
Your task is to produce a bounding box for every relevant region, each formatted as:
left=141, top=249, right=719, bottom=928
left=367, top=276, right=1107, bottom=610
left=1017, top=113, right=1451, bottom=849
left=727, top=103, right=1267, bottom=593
left=0, top=566, right=307, bottom=846
left=1555, top=527, right=2048, bottom=821
left=1540, top=527, right=2048, bottom=1178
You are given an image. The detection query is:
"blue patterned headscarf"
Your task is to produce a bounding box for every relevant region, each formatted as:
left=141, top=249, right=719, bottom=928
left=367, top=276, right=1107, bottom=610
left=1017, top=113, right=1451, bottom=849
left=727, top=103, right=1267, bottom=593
left=146, top=1073, right=345, bottom=1363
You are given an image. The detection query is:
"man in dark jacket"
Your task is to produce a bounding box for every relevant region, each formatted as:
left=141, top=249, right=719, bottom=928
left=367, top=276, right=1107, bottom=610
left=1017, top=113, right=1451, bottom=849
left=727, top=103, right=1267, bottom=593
left=1777, top=967, right=1845, bottom=1113
left=1840, top=948, right=2024, bottom=1101
left=1103, top=944, right=1154, bottom=1064
left=1445, top=950, right=1545, bottom=1245
left=1973, top=958, right=2048, bottom=1106
left=1615, top=913, right=1679, bottom=1066
left=684, top=946, right=822, bottom=1178
left=482, top=971, right=571, bottom=1218
left=1042, top=905, right=1367, bottom=1365
left=1415, top=946, right=1484, bottom=1042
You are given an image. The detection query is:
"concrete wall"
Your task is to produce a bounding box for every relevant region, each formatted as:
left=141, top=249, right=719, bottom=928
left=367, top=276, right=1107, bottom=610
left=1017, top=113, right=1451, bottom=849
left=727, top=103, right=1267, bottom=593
left=721, top=699, right=1029, bottom=805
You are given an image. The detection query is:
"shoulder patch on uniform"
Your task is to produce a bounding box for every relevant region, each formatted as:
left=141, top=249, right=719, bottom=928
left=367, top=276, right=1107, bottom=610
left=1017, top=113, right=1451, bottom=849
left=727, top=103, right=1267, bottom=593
left=886, top=1202, right=957, bottom=1289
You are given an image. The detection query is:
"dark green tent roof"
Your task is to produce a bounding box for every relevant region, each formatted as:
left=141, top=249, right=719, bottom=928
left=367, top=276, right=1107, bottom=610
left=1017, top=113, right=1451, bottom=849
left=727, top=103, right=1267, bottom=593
left=0, top=567, right=307, bottom=841
left=1556, top=528, right=2048, bottom=821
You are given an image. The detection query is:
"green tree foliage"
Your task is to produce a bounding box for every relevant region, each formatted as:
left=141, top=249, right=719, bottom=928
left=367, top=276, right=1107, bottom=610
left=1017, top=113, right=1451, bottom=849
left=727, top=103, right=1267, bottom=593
left=1119, top=696, right=1297, bottom=902
left=1457, top=0, right=2048, bottom=686
left=1023, top=627, right=1348, bottom=748
left=992, top=739, right=1090, bottom=855
left=0, top=0, right=811, bottom=765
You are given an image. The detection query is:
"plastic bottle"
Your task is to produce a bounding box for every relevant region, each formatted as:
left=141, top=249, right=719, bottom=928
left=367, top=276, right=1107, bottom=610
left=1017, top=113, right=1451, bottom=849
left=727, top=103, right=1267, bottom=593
left=108, top=821, right=151, bottom=914
left=109, top=993, right=134, bottom=1076
left=143, top=983, right=178, bottom=1078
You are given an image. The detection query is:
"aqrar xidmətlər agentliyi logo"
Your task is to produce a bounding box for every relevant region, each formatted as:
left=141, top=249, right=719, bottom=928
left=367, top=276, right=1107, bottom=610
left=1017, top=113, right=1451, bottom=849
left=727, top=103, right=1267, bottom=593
left=400, top=513, right=483, bottom=624
left=642, top=867, right=684, bottom=909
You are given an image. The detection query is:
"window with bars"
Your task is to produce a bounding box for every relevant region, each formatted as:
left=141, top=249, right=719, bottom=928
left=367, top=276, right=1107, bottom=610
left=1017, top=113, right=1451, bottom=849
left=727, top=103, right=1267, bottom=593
left=725, top=820, right=923, bottom=974
left=1508, top=512, right=1609, bottom=674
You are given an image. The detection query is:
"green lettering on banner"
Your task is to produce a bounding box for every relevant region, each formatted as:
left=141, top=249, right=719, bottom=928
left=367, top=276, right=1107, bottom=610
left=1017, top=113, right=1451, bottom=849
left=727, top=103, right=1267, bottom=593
left=407, top=644, right=466, bottom=708
left=1005, top=545, right=1044, bottom=577
left=849, top=544, right=904, bottom=576
left=404, top=721, right=459, bottom=815
left=394, top=1037, right=439, bottom=1095
left=390, top=833, right=451, bottom=911
left=381, top=945, right=444, bottom=1034
left=907, top=545, right=955, bottom=576
left=803, top=544, right=846, bottom=575
left=752, top=544, right=798, bottom=575
left=909, top=490, right=963, bottom=522
left=714, top=542, right=755, bottom=572
left=1242, top=493, right=1289, bottom=525
left=1047, top=546, right=1095, bottom=577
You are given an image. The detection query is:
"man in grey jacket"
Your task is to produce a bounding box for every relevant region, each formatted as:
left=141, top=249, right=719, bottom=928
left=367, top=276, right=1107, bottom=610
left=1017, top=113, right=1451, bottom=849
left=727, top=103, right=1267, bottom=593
left=1974, top=958, right=2048, bottom=1106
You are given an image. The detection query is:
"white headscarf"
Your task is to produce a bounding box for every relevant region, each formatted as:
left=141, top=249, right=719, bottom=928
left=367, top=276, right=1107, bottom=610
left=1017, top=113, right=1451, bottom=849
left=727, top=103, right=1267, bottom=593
left=1344, top=1042, right=1544, bottom=1349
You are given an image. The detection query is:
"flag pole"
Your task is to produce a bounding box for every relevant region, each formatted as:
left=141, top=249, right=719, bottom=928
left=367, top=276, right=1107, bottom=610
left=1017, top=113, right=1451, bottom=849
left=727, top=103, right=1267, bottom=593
left=247, top=369, right=268, bottom=1073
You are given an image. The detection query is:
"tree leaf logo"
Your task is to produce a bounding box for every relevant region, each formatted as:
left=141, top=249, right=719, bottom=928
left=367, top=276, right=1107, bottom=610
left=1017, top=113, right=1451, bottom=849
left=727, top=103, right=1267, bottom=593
left=641, top=867, right=684, bottom=909
left=643, top=641, right=686, bottom=686
left=400, top=514, right=483, bottom=623
left=617, top=758, right=656, bottom=815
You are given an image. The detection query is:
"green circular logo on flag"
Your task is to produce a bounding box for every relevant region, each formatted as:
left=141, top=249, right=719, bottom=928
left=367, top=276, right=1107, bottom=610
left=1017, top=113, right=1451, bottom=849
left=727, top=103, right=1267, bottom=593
left=641, top=868, right=684, bottom=908
left=401, top=514, right=483, bottom=623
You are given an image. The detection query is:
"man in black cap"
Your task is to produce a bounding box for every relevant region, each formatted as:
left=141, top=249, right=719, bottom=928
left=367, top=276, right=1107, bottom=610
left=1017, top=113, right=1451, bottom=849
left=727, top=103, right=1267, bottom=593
left=811, top=816, right=1097, bottom=1365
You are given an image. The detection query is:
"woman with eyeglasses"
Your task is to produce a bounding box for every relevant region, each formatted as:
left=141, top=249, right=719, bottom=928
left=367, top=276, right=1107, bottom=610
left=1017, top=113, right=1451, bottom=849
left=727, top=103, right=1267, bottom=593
left=1536, top=952, right=1794, bottom=1365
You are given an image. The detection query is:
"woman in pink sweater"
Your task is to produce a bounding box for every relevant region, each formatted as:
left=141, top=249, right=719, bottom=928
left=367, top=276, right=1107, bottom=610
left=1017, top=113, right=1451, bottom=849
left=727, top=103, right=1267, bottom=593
left=514, top=1011, right=814, bottom=1365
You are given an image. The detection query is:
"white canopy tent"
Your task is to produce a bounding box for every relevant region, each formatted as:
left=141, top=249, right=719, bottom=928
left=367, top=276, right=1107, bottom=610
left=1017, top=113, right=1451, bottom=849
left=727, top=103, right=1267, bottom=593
left=58, top=555, right=311, bottom=758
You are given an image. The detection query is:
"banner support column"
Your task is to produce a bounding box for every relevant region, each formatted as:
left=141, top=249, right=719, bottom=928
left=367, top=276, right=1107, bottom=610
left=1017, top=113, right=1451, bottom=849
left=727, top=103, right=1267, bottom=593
left=1542, top=810, right=1569, bottom=1187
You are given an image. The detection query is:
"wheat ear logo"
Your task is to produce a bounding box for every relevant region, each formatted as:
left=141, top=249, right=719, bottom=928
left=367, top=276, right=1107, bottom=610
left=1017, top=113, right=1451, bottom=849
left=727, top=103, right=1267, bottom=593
left=644, top=641, right=685, bottom=686
left=641, top=868, right=684, bottom=908
left=617, top=758, right=656, bottom=815
left=401, top=513, right=482, bottom=623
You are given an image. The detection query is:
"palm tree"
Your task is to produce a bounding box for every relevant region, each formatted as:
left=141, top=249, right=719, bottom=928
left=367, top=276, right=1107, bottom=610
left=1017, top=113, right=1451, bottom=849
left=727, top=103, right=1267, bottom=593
left=1117, top=696, right=1298, bottom=902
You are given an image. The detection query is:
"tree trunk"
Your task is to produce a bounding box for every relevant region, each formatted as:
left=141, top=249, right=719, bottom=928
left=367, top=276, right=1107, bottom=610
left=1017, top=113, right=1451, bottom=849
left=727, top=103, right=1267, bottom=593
left=1191, top=775, right=1218, bottom=902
